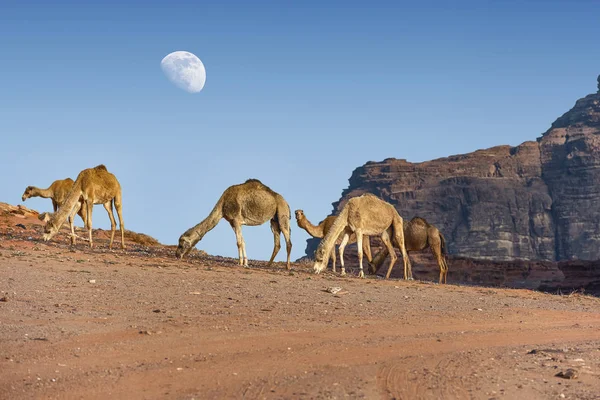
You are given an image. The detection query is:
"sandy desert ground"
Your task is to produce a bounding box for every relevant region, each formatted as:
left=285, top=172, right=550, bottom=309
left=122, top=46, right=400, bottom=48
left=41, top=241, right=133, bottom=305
left=1, top=206, right=599, bottom=400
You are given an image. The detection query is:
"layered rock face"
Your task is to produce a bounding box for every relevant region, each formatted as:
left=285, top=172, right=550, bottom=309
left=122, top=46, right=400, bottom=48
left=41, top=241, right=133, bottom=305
left=305, top=78, right=600, bottom=268
left=540, top=91, right=600, bottom=260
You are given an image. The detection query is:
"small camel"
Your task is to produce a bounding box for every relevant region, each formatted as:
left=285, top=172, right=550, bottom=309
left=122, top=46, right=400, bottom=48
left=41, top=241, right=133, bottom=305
left=22, top=178, right=88, bottom=245
left=313, top=194, right=411, bottom=279
left=176, top=179, right=292, bottom=269
left=369, top=217, right=449, bottom=284
left=295, top=210, right=372, bottom=275
left=43, top=165, right=125, bottom=249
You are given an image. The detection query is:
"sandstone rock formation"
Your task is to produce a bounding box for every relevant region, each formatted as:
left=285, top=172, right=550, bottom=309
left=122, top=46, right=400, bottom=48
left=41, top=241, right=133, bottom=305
left=303, top=77, right=600, bottom=292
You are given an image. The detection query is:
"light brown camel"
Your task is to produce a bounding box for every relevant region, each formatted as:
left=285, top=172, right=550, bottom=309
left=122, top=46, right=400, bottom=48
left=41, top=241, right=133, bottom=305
left=176, top=179, right=292, bottom=269
left=313, top=194, right=410, bottom=279
left=43, top=165, right=125, bottom=249
left=295, top=210, right=372, bottom=275
left=369, top=217, right=449, bottom=284
left=22, top=178, right=88, bottom=245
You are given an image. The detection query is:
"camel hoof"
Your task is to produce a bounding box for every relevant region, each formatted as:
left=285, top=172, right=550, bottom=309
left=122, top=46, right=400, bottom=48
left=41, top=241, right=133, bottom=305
left=340, top=270, right=346, bottom=276
left=358, top=271, right=365, bottom=278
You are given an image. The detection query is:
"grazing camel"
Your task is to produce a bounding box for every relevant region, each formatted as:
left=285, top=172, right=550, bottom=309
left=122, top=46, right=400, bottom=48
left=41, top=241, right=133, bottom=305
left=22, top=178, right=88, bottom=245
left=295, top=210, right=372, bottom=274
left=369, top=217, right=449, bottom=284
left=43, top=165, right=125, bottom=249
left=176, top=179, right=292, bottom=269
left=313, top=194, right=410, bottom=279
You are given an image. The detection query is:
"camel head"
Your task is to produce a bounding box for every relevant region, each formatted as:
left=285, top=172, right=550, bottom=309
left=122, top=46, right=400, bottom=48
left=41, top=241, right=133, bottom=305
left=22, top=186, right=34, bottom=202
left=313, top=260, right=326, bottom=274
left=313, top=247, right=327, bottom=274
left=176, top=235, right=193, bottom=259
left=294, top=210, right=305, bottom=221
left=42, top=217, right=59, bottom=242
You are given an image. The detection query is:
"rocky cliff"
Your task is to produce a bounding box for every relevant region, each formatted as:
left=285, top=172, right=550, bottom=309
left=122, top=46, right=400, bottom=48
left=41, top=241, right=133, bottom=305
left=304, top=76, right=600, bottom=267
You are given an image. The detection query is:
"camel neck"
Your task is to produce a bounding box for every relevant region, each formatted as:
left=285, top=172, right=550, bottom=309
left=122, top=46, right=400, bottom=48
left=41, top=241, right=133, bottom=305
left=31, top=187, right=53, bottom=199
left=298, top=217, right=324, bottom=238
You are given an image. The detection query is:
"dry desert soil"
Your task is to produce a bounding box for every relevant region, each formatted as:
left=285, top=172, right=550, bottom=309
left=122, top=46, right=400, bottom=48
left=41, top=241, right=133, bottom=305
left=1, top=206, right=600, bottom=400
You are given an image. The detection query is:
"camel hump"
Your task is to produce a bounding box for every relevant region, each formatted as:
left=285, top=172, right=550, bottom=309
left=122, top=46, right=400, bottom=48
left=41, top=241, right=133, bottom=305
left=410, top=216, right=429, bottom=226
left=94, top=164, right=108, bottom=171
left=244, top=178, right=280, bottom=197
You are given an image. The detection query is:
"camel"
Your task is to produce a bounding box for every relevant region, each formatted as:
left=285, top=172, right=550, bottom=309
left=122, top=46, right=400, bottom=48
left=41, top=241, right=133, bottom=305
left=22, top=178, right=88, bottom=245
left=176, top=179, right=292, bottom=269
left=43, top=165, right=125, bottom=249
left=369, top=217, right=449, bottom=284
left=313, top=194, right=411, bottom=279
left=22, top=178, right=76, bottom=212
left=295, top=210, right=372, bottom=275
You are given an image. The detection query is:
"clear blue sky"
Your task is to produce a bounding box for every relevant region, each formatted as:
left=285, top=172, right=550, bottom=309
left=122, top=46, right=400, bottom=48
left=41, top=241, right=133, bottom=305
left=1, top=0, right=599, bottom=262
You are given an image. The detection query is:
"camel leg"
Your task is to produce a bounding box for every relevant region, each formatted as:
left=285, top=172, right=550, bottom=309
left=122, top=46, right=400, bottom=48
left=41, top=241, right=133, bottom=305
left=267, top=219, right=281, bottom=267
left=114, top=195, right=125, bottom=249
left=68, top=202, right=81, bottom=246
left=363, top=235, right=374, bottom=273
left=393, top=218, right=412, bottom=280
left=381, top=229, right=398, bottom=279
left=231, top=222, right=247, bottom=266
left=443, top=257, right=449, bottom=284
left=371, top=246, right=389, bottom=274
left=103, top=202, right=117, bottom=249
left=85, top=199, right=94, bottom=248
left=52, top=201, right=58, bottom=213
left=437, top=244, right=449, bottom=284
left=77, top=200, right=86, bottom=226
left=280, top=215, right=292, bottom=270
left=356, top=231, right=365, bottom=278
left=338, top=233, right=350, bottom=276
left=428, top=234, right=447, bottom=284
left=68, top=214, right=75, bottom=245
left=330, top=246, right=336, bottom=273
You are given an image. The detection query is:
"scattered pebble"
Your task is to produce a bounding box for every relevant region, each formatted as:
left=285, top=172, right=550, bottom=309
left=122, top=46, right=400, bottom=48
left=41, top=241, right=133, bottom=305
left=326, top=287, right=342, bottom=294
left=555, top=368, right=578, bottom=379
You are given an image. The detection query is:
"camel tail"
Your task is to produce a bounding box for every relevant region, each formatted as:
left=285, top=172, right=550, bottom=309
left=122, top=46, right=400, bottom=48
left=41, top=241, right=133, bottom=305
left=47, top=179, right=83, bottom=231
left=315, top=204, right=349, bottom=265
left=279, top=202, right=291, bottom=228
left=440, top=232, right=447, bottom=256
left=439, top=231, right=449, bottom=283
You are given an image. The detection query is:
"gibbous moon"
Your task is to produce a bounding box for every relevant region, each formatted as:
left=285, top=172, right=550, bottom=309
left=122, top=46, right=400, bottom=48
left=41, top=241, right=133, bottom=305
left=160, top=51, right=206, bottom=93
